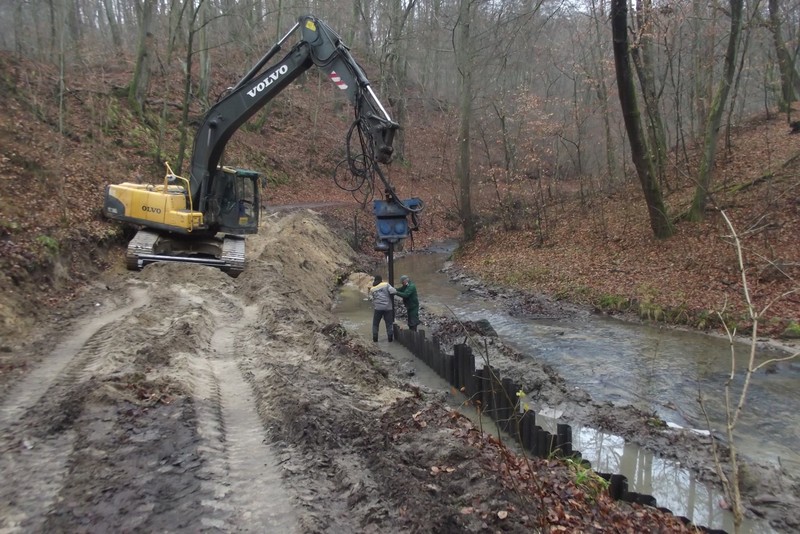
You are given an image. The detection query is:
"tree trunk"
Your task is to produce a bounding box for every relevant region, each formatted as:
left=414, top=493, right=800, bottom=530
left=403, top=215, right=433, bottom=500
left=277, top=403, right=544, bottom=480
left=688, top=0, right=744, bottom=221
left=176, top=22, right=195, bottom=176
left=168, top=0, right=188, bottom=57
left=275, top=0, right=283, bottom=42
left=354, top=0, right=373, bottom=51
left=129, top=0, right=156, bottom=116
left=380, top=0, right=416, bottom=160
left=48, top=0, right=57, bottom=62
left=631, top=0, right=668, bottom=188
left=102, top=0, right=122, bottom=52
left=692, top=0, right=711, bottom=137
left=590, top=0, right=618, bottom=182
left=767, top=0, right=800, bottom=112
left=725, top=4, right=755, bottom=155
left=13, top=1, right=24, bottom=56
left=611, top=0, right=673, bottom=239
left=65, top=0, right=81, bottom=60
left=348, top=0, right=359, bottom=47
left=176, top=2, right=204, bottom=174
left=198, top=0, right=210, bottom=107
left=456, top=0, right=475, bottom=242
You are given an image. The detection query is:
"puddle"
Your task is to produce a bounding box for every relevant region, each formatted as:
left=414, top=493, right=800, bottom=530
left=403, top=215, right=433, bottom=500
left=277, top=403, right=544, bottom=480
left=534, top=413, right=775, bottom=533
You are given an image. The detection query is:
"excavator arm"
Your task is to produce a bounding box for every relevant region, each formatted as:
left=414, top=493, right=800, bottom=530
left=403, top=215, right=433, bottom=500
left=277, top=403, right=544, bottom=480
left=103, top=15, right=416, bottom=277
left=191, top=15, right=399, bottom=221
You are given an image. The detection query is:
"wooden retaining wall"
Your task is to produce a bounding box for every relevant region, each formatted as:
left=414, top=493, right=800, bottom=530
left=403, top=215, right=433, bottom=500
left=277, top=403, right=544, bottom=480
left=393, top=325, right=727, bottom=534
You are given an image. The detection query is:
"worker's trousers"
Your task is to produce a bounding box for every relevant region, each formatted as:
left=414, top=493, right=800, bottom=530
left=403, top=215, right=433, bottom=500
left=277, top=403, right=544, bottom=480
left=372, top=309, right=394, bottom=342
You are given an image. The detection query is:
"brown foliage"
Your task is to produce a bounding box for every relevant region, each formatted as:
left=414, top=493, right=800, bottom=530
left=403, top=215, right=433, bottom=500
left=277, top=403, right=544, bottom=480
left=458, top=115, right=800, bottom=338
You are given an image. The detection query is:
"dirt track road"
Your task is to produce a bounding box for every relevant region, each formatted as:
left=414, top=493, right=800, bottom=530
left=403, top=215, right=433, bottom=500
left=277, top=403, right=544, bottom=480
left=0, top=210, right=754, bottom=533
left=0, top=221, right=315, bottom=531
left=0, top=211, right=373, bottom=531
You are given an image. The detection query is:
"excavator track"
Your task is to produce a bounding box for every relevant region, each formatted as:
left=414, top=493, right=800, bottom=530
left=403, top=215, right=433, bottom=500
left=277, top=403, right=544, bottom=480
left=220, top=236, right=246, bottom=277
left=126, top=229, right=245, bottom=277
left=126, top=229, right=160, bottom=271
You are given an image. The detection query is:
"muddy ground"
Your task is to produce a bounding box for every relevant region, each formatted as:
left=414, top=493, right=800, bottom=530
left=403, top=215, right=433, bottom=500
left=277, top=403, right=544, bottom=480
left=0, top=209, right=796, bottom=533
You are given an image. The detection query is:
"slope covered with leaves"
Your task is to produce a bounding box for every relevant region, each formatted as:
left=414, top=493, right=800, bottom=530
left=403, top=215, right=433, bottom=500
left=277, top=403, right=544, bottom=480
left=457, top=115, right=800, bottom=341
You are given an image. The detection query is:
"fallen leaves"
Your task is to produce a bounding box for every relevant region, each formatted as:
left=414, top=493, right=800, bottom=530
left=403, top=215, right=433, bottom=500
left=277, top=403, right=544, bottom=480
left=458, top=147, right=800, bottom=337
left=430, top=465, right=456, bottom=475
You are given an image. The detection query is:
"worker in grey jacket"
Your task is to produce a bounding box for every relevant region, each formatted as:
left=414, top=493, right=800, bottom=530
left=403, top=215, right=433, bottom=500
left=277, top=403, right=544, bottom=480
left=369, top=275, right=397, bottom=342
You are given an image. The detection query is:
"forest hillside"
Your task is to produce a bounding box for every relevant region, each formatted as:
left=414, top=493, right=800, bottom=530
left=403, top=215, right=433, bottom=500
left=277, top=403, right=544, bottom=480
left=457, top=111, right=800, bottom=342
left=0, top=43, right=798, bottom=346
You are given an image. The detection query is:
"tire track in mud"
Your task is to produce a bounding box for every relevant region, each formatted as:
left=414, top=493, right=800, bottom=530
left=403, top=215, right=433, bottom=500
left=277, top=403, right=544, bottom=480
left=0, top=286, right=150, bottom=424
left=189, top=301, right=300, bottom=532
left=0, top=285, right=150, bottom=533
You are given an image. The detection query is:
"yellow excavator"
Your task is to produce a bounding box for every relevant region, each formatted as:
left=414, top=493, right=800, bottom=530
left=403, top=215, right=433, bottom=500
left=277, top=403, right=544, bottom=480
left=104, top=15, right=418, bottom=277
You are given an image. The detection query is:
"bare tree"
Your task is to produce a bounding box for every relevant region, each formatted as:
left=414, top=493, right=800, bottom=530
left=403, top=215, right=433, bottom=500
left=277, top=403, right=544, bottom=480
left=688, top=0, right=744, bottom=222
left=455, top=0, right=475, bottom=242
left=129, top=0, right=157, bottom=116
left=198, top=0, right=211, bottom=106
left=630, top=0, right=668, bottom=188
left=101, top=0, right=123, bottom=52
left=610, top=0, right=673, bottom=238
left=724, top=0, right=759, bottom=154
left=701, top=210, right=799, bottom=533
left=381, top=0, right=417, bottom=159
left=175, top=0, right=206, bottom=174
left=352, top=0, right=374, bottom=51
left=692, top=0, right=713, bottom=137
left=588, top=0, right=618, bottom=181
left=766, top=0, right=800, bottom=113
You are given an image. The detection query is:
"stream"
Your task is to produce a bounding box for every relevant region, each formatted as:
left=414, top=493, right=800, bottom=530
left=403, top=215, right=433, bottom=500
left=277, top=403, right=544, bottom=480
left=333, top=245, right=799, bottom=534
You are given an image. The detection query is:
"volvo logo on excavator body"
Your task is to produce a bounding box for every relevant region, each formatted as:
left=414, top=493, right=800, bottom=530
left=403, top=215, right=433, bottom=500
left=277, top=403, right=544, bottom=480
left=142, top=205, right=162, bottom=214
left=247, top=65, right=289, bottom=97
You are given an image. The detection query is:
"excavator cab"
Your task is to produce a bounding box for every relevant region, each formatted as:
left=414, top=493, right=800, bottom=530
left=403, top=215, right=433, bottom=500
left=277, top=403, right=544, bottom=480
left=211, top=167, right=260, bottom=234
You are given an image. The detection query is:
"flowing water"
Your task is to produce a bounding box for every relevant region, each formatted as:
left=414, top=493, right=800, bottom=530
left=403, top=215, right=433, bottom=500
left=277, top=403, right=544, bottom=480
left=333, top=245, right=799, bottom=533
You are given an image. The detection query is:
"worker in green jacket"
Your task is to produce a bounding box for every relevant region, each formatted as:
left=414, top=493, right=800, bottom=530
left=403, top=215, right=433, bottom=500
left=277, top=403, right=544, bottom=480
left=395, top=274, right=420, bottom=331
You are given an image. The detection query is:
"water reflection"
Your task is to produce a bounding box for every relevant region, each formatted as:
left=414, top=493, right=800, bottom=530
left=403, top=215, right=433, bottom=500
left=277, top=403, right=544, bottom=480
left=534, top=415, right=776, bottom=533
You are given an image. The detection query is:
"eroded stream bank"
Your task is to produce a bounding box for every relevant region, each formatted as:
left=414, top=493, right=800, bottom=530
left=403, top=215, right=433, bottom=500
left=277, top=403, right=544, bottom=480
left=335, top=284, right=779, bottom=533
left=391, top=249, right=800, bottom=473
left=337, top=246, right=799, bottom=533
